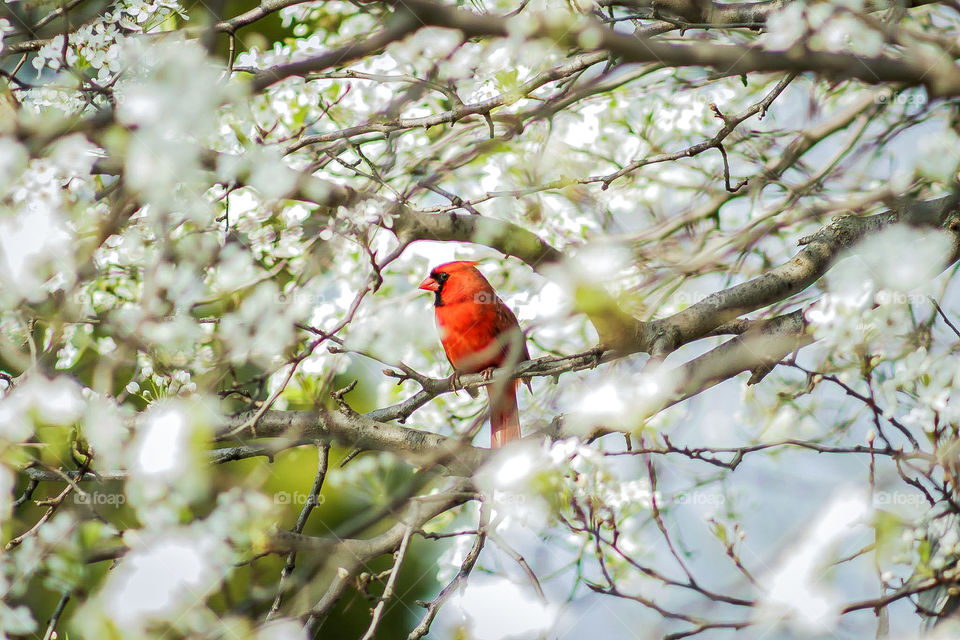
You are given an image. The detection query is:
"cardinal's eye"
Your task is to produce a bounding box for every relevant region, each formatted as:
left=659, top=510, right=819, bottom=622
left=436, top=272, right=449, bottom=283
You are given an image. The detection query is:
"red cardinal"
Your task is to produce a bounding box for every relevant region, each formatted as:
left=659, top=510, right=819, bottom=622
left=419, top=261, right=529, bottom=448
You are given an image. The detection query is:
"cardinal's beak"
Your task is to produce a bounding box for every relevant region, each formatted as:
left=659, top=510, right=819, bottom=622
left=418, top=276, right=440, bottom=292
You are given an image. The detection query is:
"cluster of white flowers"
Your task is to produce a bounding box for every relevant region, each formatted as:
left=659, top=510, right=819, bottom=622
left=806, top=226, right=954, bottom=360
left=124, top=398, right=222, bottom=528
left=31, top=0, right=186, bottom=83
left=781, top=285, right=957, bottom=438
left=764, top=0, right=883, bottom=56
left=0, top=134, right=102, bottom=303
left=32, top=25, right=122, bottom=82
left=115, top=38, right=233, bottom=217
left=126, top=369, right=198, bottom=400
left=220, top=282, right=301, bottom=367
left=76, top=488, right=276, bottom=639
left=877, top=346, right=960, bottom=433
left=914, top=127, right=960, bottom=182
left=0, top=376, right=84, bottom=442
left=805, top=286, right=887, bottom=354
left=475, top=438, right=652, bottom=538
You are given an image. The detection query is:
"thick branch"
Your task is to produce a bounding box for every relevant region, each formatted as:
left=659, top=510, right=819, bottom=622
left=396, top=0, right=960, bottom=97
left=218, top=408, right=488, bottom=474
left=392, top=208, right=561, bottom=267
left=637, top=309, right=810, bottom=421
left=602, top=0, right=942, bottom=26
left=644, top=198, right=960, bottom=356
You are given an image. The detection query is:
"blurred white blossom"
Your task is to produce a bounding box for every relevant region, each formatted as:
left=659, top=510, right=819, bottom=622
left=449, top=577, right=558, bottom=640
left=757, top=491, right=870, bottom=631
left=0, top=376, right=83, bottom=442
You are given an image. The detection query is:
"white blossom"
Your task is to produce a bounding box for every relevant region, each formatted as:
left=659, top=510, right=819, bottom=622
left=757, top=492, right=870, bottom=631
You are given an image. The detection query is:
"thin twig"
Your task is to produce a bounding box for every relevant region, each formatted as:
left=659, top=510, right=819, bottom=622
left=267, top=443, right=330, bottom=620
left=361, top=523, right=414, bottom=640
left=410, top=505, right=489, bottom=639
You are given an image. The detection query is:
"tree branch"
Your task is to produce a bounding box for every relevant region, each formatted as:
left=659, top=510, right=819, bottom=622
left=250, top=11, right=422, bottom=92
left=395, top=0, right=960, bottom=97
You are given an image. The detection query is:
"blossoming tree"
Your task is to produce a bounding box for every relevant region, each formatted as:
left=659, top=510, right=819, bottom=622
left=2, top=0, right=960, bottom=638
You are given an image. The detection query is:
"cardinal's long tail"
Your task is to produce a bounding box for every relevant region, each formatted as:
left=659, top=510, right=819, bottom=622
left=488, top=380, right=521, bottom=448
